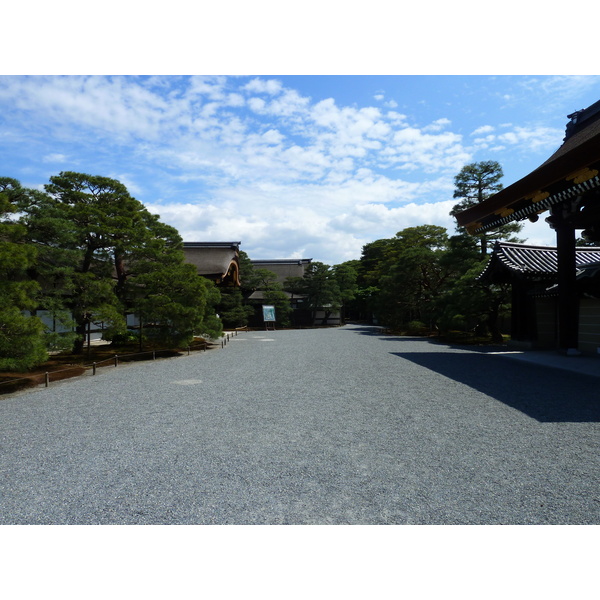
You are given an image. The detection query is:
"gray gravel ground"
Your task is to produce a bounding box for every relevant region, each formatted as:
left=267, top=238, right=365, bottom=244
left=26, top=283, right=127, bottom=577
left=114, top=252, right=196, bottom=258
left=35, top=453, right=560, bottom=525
left=1, top=324, right=599, bottom=524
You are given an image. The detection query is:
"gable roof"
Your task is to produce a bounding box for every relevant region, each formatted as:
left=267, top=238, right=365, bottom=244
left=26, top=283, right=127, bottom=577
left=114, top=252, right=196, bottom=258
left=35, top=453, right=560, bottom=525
left=183, top=242, right=241, bottom=285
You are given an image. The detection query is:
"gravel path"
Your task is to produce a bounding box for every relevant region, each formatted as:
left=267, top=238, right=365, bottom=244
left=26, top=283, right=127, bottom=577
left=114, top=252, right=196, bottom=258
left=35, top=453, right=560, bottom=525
left=1, top=324, right=599, bottom=524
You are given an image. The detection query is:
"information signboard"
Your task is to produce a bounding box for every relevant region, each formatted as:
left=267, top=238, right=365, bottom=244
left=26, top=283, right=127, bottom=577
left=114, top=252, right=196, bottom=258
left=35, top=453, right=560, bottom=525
left=262, top=305, right=276, bottom=322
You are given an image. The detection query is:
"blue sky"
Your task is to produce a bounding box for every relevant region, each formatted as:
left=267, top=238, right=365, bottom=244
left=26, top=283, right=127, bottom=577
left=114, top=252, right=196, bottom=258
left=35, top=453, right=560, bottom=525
left=2, top=74, right=600, bottom=264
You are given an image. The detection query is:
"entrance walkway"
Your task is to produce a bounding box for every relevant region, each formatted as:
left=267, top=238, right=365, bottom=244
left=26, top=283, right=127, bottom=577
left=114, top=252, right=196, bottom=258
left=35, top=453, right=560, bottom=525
left=1, top=325, right=599, bottom=524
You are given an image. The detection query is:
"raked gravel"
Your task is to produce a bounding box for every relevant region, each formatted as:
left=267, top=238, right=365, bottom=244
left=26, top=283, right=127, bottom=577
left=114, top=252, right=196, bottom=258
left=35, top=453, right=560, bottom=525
left=1, top=325, right=599, bottom=524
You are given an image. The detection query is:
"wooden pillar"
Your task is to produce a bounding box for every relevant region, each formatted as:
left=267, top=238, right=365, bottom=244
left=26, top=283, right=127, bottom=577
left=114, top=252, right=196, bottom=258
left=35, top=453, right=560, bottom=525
left=510, top=278, right=535, bottom=341
left=555, top=220, right=579, bottom=352
left=511, top=280, right=524, bottom=340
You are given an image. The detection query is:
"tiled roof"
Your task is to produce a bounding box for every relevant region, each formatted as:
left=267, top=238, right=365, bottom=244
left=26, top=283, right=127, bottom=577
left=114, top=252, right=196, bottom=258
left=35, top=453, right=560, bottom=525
left=455, top=99, right=600, bottom=234
left=478, top=241, right=600, bottom=280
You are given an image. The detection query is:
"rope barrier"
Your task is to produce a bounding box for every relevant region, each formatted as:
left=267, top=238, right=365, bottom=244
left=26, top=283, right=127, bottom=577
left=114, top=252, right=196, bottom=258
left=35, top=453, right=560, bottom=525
left=0, top=338, right=216, bottom=392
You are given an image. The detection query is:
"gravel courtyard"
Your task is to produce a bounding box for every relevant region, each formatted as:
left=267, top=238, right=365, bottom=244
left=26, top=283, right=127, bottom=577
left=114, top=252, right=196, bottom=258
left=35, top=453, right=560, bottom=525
left=1, top=324, right=599, bottom=524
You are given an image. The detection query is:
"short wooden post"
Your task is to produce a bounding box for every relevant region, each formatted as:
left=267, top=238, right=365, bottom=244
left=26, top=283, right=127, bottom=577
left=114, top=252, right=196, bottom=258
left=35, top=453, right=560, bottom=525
left=114, top=355, right=118, bottom=367
left=93, top=362, right=97, bottom=376
left=45, top=372, right=49, bottom=387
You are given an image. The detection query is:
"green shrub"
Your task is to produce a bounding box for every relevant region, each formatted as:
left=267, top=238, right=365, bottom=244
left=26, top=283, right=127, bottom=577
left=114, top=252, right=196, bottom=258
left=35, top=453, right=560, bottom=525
left=407, top=320, right=427, bottom=334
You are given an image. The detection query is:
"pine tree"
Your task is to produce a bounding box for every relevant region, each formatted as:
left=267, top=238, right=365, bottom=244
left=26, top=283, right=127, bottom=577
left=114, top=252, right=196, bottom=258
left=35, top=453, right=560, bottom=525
left=0, top=178, right=47, bottom=370
left=450, top=161, right=523, bottom=256
left=18, top=171, right=221, bottom=352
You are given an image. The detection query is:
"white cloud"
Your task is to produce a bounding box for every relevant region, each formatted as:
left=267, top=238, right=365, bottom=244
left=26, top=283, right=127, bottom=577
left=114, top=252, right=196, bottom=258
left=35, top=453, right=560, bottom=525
left=520, top=75, right=600, bottom=105
left=385, top=127, right=470, bottom=173
left=188, top=76, right=227, bottom=99
left=247, top=97, right=266, bottom=113
left=471, top=125, right=494, bottom=136
left=262, top=89, right=311, bottom=117
left=243, top=78, right=283, bottom=95
left=469, top=123, right=562, bottom=155
left=387, top=111, right=408, bottom=124
left=423, top=118, right=451, bottom=132
left=226, top=93, right=245, bottom=107
left=144, top=169, right=458, bottom=264
left=496, top=125, right=562, bottom=151
left=1, top=74, right=576, bottom=264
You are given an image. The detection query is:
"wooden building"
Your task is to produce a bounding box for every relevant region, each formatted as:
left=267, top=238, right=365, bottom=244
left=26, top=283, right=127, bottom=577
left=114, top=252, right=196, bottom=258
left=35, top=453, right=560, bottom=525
left=248, top=258, right=312, bottom=311
left=248, top=258, right=341, bottom=326
left=182, top=242, right=241, bottom=287
left=248, top=258, right=314, bottom=326
left=249, top=258, right=312, bottom=285
left=456, top=99, right=600, bottom=353
left=480, top=241, right=600, bottom=352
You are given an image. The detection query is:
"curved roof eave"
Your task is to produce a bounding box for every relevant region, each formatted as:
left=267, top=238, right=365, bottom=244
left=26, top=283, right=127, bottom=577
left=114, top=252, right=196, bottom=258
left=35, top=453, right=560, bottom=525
left=456, top=110, right=600, bottom=233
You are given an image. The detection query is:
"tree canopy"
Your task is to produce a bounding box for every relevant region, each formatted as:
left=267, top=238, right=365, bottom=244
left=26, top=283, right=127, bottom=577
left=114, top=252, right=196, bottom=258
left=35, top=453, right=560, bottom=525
left=3, top=172, right=223, bottom=365
left=0, top=178, right=48, bottom=370
left=450, top=161, right=523, bottom=255
left=347, top=222, right=510, bottom=339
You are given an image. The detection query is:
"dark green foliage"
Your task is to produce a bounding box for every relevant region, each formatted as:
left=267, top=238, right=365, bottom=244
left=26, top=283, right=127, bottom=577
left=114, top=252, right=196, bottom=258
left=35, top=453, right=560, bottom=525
left=18, top=172, right=141, bottom=352
left=0, top=307, right=48, bottom=371
left=285, top=261, right=340, bottom=325
left=374, top=225, right=450, bottom=330
left=352, top=223, right=511, bottom=340
left=131, top=262, right=222, bottom=346
left=283, top=261, right=357, bottom=325
left=0, top=178, right=48, bottom=370
left=331, top=262, right=358, bottom=323
left=218, top=288, right=254, bottom=329
left=450, top=161, right=523, bottom=255
left=436, top=261, right=510, bottom=343
left=261, top=287, right=293, bottom=327
left=12, top=171, right=222, bottom=354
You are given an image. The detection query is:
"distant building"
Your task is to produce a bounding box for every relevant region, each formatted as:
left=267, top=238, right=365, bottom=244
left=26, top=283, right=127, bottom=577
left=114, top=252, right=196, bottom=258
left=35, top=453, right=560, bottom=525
left=248, top=258, right=311, bottom=308
left=249, top=258, right=312, bottom=285
left=247, top=258, right=313, bottom=325
left=249, top=258, right=340, bottom=326
left=183, top=242, right=241, bottom=287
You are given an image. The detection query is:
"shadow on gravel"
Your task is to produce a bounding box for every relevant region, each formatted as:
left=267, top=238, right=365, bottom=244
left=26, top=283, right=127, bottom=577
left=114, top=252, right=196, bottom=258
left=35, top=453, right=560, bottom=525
left=344, top=326, right=432, bottom=342
left=392, top=351, right=600, bottom=423
left=344, top=325, right=387, bottom=336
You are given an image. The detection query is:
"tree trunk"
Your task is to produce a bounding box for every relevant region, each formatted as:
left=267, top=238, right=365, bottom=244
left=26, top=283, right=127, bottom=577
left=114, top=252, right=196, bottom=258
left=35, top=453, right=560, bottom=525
left=114, top=249, right=128, bottom=303
left=487, top=304, right=503, bottom=344
left=73, top=321, right=87, bottom=354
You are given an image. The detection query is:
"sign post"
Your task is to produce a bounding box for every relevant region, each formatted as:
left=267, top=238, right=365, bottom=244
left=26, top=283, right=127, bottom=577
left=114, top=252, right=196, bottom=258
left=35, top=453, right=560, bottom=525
left=262, top=305, right=276, bottom=331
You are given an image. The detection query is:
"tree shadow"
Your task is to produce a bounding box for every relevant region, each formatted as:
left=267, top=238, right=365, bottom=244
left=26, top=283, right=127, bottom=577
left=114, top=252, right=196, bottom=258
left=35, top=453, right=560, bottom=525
left=391, top=351, right=600, bottom=423
left=342, top=325, right=387, bottom=336
left=343, top=325, right=432, bottom=342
